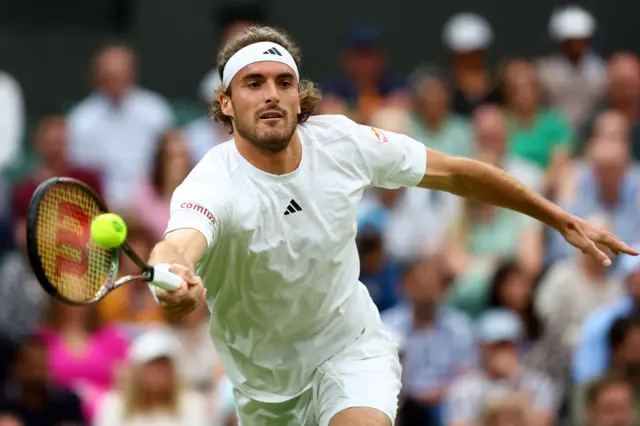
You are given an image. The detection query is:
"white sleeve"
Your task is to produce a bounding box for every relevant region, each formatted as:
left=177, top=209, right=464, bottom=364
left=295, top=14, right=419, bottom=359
left=352, top=123, right=427, bottom=189
left=0, top=73, right=24, bottom=169
left=164, top=175, right=231, bottom=248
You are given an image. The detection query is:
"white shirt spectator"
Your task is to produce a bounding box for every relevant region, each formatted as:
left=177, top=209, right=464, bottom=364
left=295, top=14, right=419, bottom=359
left=185, top=117, right=228, bottom=162
left=67, top=87, right=174, bottom=208
left=0, top=71, right=24, bottom=170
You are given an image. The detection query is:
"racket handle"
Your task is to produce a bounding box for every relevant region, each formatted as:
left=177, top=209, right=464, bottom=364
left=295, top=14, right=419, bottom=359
left=149, top=264, right=183, bottom=291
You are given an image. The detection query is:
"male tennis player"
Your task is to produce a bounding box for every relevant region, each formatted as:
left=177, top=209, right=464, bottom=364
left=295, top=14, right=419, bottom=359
left=148, top=25, right=637, bottom=426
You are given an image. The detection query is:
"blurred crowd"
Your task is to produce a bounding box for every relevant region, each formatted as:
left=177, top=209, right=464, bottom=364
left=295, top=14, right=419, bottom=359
left=0, top=2, right=639, bottom=426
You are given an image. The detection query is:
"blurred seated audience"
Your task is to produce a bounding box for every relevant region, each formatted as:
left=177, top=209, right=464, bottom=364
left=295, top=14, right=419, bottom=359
left=441, top=196, right=543, bottom=318
left=383, top=257, right=476, bottom=426
left=0, top=335, right=84, bottom=426
left=132, top=129, right=193, bottom=240
left=549, top=136, right=640, bottom=262
left=473, top=105, right=544, bottom=192
left=319, top=22, right=409, bottom=124
left=0, top=69, right=24, bottom=171
left=572, top=316, right=640, bottom=425
left=67, top=42, right=174, bottom=210
left=406, top=65, right=473, bottom=158
left=11, top=115, right=103, bottom=197
left=38, top=300, right=128, bottom=423
left=501, top=57, right=573, bottom=195
left=94, top=329, right=209, bottom=426
left=0, top=189, right=49, bottom=382
left=580, top=52, right=640, bottom=161
left=479, top=394, right=532, bottom=426
left=356, top=224, right=402, bottom=313
left=573, top=248, right=640, bottom=384
left=444, top=309, right=560, bottom=426
left=167, top=306, right=235, bottom=425
left=536, top=5, right=606, bottom=134
left=97, top=215, right=167, bottom=331
left=442, top=12, right=502, bottom=116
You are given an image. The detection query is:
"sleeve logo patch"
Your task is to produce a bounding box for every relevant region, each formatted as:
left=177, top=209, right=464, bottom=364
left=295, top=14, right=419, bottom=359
left=370, top=127, right=388, bottom=143
left=180, top=202, right=215, bottom=223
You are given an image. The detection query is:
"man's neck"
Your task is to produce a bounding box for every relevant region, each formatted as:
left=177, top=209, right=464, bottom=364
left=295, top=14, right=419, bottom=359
left=235, top=131, right=302, bottom=175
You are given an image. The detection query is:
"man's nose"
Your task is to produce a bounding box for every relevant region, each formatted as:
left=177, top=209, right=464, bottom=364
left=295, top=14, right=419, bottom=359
left=263, top=81, right=280, bottom=104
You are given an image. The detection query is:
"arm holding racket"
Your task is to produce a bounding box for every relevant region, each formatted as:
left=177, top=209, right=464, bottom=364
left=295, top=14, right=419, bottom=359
left=148, top=228, right=209, bottom=317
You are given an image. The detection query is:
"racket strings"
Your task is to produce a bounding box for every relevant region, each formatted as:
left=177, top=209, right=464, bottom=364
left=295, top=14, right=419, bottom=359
left=35, top=183, right=115, bottom=302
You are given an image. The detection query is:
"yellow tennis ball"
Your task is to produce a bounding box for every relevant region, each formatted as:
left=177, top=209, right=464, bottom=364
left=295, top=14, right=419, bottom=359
left=90, top=213, right=127, bottom=249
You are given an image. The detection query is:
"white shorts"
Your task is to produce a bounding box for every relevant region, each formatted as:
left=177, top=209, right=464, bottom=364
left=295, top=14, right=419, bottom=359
left=233, top=324, right=402, bottom=426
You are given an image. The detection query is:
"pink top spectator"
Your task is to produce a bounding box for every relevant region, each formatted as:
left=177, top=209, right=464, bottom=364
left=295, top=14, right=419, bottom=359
left=133, top=179, right=171, bottom=239
left=39, top=325, right=129, bottom=422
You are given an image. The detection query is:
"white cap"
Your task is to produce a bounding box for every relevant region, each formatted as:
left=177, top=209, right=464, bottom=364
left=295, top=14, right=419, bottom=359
left=477, top=309, right=523, bottom=343
left=549, top=5, right=596, bottom=41
left=128, top=328, right=180, bottom=364
left=443, top=12, right=493, bottom=52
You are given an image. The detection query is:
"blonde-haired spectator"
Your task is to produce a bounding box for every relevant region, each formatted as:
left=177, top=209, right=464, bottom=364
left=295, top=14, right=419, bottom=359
left=95, top=329, right=209, bottom=426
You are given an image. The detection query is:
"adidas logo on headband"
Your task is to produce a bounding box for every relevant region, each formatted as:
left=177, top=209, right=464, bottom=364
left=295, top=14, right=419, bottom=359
left=222, top=41, right=299, bottom=88
left=263, top=47, right=283, bottom=56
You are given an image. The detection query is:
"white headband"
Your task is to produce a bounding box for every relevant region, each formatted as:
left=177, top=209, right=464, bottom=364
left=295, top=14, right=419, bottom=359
left=222, top=42, right=299, bottom=89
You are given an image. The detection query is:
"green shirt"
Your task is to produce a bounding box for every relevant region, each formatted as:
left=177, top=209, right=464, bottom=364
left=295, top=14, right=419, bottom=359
left=507, top=109, right=573, bottom=169
left=408, top=113, right=473, bottom=158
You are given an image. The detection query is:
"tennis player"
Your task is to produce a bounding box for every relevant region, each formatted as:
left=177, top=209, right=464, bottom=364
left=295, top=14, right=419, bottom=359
left=148, top=25, right=637, bottom=426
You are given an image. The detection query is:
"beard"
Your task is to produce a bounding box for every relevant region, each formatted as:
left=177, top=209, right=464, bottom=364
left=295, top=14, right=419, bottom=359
left=235, top=110, right=297, bottom=153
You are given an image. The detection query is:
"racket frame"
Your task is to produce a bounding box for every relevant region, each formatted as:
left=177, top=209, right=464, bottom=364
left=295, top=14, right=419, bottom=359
left=26, top=177, right=156, bottom=305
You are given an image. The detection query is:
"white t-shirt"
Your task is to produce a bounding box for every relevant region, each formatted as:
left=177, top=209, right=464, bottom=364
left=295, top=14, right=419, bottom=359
left=164, top=114, right=427, bottom=402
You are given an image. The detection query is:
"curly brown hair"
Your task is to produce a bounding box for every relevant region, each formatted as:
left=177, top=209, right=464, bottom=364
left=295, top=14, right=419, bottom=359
left=208, top=25, right=322, bottom=134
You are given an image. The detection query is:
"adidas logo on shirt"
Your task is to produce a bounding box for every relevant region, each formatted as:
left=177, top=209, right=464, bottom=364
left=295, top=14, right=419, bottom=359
left=284, top=199, right=302, bottom=216
left=263, top=47, right=283, bottom=56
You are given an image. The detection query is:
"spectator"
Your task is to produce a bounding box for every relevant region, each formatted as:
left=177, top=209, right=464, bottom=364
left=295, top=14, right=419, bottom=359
left=11, top=115, right=103, bottom=201
left=97, top=215, right=166, bottom=331
left=356, top=225, right=402, bottom=312
left=192, top=3, right=265, bottom=162
left=94, top=329, right=209, bottom=426
left=573, top=247, right=640, bottom=384
left=168, top=306, right=235, bottom=425
left=0, top=412, right=23, bottom=426
left=536, top=214, right=624, bottom=351
left=549, top=136, right=640, bottom=262
left=572, top=316, right=640, bottom=425
left=383, top=257, right=476, bottom=426
left=501, top=57, right=574, bottom=194
left=442, top=12, right=502, bottom=116
left=473, top=105, right=545, bottom=193
left=406, top=65, right=473, bottom=158
left=0, top=70, right=24, bottom=171
left=581, top=52, right=640, bottom=160
left=585, top=374, right=636, bottom=426
left=0, top=335, right=84, bottom=426
left=536, top=5, right=606, bottom=133
left=67, top=42, right=174, bottom=210
left=444, top=309, right=560, bottom=426
left=479, top=395, right=531, bottom=426
left=38, top=299, right=128, bottom=423
left=441, top=195, right=543, bottom=318
left=132, top=129, right=193, bottom=240
left=320, top=22, right=409, bottom=125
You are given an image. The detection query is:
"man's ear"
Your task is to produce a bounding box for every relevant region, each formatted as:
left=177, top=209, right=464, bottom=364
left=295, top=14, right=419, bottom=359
left=220, top=93, right=234, bottom=118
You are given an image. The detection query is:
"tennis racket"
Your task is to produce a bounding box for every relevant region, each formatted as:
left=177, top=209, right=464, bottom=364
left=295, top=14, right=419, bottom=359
left=26, top=176, right=182, bottom=306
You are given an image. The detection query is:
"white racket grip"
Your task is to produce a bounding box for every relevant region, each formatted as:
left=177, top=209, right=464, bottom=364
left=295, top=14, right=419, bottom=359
left=149, top=264, right=183, bottom=291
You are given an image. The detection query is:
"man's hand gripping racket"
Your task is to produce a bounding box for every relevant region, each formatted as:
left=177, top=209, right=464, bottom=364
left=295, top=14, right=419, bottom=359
left=25, top=177, right=195, bottom=306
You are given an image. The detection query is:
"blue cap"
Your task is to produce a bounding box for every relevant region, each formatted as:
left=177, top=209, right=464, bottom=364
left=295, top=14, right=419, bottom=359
left=617, top=245, right=640, bottom=278
left=477, top=309, right=523, bottom=343
left=344, top=22, right=381, bottom=49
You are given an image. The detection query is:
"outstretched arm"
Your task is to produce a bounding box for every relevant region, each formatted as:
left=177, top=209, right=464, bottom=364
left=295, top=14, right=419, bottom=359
left=418, top=148, right=638, bottom=265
